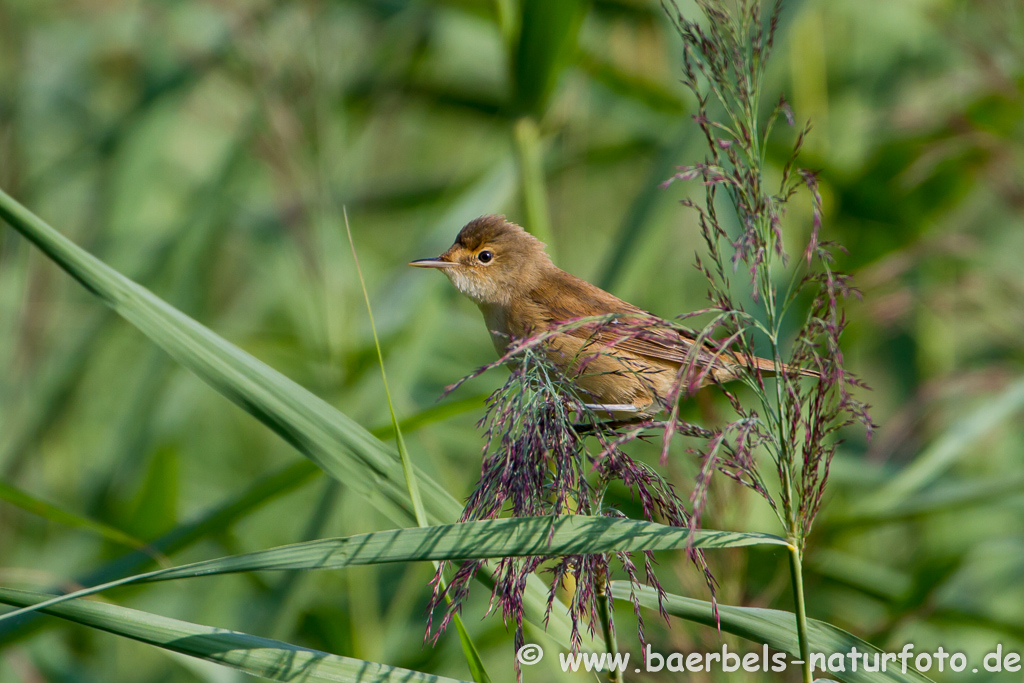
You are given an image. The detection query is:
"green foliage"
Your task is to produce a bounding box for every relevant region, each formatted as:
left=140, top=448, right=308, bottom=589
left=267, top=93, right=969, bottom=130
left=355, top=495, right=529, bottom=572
left=0, top=187, right=599, bottom=658
left=1, top=0, right=1023, bottom=681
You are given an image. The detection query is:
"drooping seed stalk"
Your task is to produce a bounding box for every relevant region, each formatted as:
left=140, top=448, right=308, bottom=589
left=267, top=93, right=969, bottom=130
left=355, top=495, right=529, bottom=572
left=662, top=3, right=833, bottom=680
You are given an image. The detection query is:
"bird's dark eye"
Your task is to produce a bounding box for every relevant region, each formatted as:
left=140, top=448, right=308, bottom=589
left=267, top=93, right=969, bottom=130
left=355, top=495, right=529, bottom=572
left=477, top=250, right=493, bottom=264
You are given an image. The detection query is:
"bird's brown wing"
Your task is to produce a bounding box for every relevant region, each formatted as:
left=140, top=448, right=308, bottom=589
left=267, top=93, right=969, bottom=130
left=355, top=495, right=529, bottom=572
left=591, top=322, right=720, bottom=365
left=526, top=268, right=818, bottom=379
left=527, top=270, right=721, bottom=367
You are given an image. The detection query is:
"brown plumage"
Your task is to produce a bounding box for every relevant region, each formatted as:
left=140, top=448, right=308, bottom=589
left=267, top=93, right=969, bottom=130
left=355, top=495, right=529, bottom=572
left=411, top=215, right=813, bottom=418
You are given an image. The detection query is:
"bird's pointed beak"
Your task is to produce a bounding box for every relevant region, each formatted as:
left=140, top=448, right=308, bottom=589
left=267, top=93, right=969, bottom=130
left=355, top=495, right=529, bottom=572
left=409, top=257, right=455, bottom=269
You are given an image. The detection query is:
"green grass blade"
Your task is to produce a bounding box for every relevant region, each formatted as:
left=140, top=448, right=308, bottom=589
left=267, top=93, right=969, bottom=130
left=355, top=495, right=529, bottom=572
left=856, top=376, right=1024, bottom=513
left=0, top=517, right=788, bottom=622
left=0, top=588, right=468, bottom=683
left=344, top=209, right=428, bottom=528
left=0, top=481, right=153, bottom=554
left=162, top=518, right=787, bottom=572
left=612, top=583, right=935, bottom=683
left=450, top=616, right=490, bottom=683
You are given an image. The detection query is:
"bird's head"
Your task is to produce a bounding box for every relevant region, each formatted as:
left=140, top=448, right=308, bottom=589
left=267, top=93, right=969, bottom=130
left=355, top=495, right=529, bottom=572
left=409, top=215, right=552, bottom=306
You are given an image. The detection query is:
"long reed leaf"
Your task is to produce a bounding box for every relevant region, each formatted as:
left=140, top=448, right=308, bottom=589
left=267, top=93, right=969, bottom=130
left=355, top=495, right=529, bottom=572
left=0, top=186, right=433, bottom=526
left=0, top=517, right=787, bottom=622
left=0, top=588, right=468, bottom=683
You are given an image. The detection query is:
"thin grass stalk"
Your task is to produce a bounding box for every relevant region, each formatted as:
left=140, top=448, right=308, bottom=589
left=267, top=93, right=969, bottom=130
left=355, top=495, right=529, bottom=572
left=344, top=210, right=426, bottom=524
left=344, top=210, right=492, bottom=683
left=0, top=587, right=470, bottom=683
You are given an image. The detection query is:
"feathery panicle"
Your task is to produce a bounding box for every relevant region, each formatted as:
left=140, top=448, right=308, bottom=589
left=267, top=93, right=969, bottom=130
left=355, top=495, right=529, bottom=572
left=660, top=0, right=873, bottom=544
left=427, top=325, right=714, bottom=671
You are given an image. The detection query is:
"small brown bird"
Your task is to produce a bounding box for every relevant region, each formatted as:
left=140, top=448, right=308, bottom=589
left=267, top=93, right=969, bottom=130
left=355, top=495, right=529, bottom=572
left=411, top=215, right=809, bottom=418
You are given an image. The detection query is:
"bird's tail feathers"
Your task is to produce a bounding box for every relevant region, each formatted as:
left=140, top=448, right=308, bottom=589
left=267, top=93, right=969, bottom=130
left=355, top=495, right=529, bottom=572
left=745, top=355, right=819, bottom=379
left=715, top=354, right=819, bottom=381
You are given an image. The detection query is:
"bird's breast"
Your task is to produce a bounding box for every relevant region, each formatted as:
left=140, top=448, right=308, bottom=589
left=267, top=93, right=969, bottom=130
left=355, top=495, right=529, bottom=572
left=478, top=303, right=513, bottom=356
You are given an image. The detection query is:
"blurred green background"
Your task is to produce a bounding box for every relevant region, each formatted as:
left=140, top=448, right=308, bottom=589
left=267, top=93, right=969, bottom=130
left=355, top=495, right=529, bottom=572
left=1, top=0, right=1023, bottom=681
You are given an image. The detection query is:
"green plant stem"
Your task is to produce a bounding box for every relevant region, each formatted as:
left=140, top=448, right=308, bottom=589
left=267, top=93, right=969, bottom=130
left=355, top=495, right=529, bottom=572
left=512, top=116, right=554, bottom=258
left=787, top=544, right=812, bottom=683
left=494, top=0, right=516, bottom=44
left=596, top=573, right=623, bottom=683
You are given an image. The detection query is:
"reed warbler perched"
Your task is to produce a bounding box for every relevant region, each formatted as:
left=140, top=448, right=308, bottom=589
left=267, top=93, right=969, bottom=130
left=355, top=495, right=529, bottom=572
left=411, top=215, right=811, bottom=418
